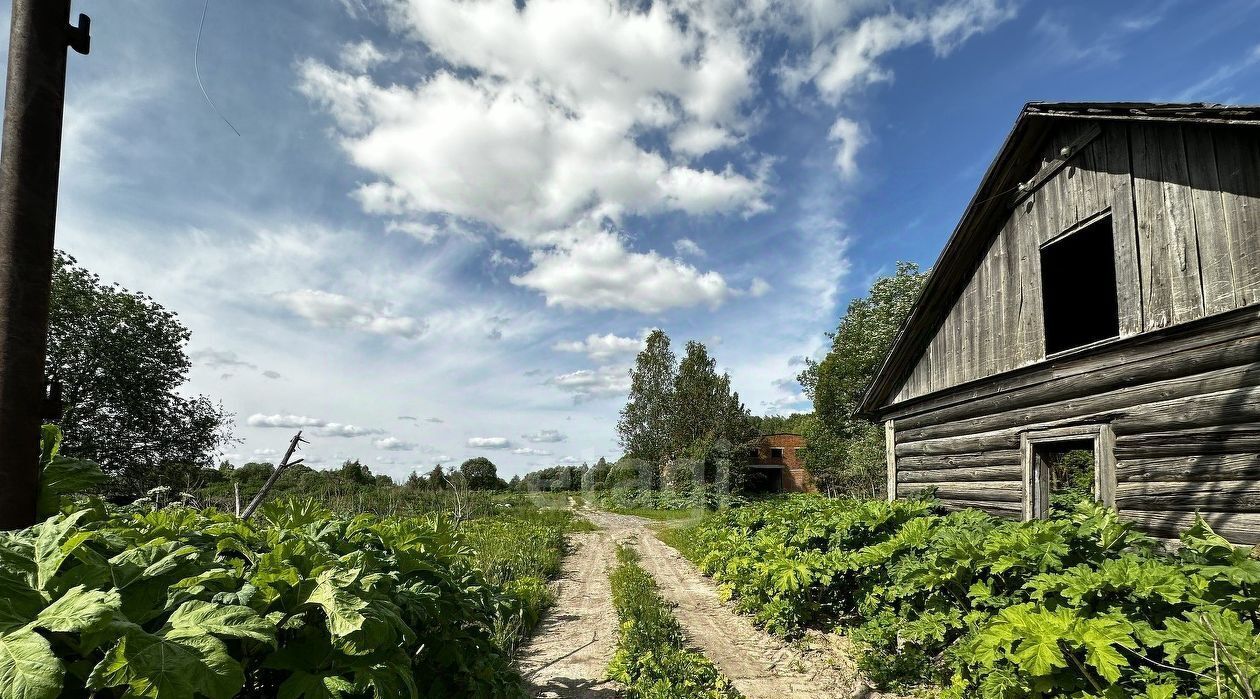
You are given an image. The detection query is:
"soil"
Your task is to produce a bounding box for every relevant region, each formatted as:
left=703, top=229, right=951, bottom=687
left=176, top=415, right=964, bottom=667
left=517, top=507, right=898, bottom=699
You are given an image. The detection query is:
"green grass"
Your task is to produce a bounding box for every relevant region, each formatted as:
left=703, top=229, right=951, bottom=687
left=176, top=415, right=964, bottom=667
left=607, top=545, right=742, bottom=698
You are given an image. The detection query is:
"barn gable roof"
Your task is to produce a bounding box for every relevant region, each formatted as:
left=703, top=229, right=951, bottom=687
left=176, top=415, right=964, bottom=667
left=857, top=102, right=1260, bottom=419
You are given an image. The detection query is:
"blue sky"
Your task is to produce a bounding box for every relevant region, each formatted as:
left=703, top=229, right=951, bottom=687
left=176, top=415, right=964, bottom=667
left=14, top=0, right=1260, bottom=479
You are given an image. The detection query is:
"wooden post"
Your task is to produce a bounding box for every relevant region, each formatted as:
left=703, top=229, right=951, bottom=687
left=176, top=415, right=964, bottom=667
left=240, top=431, right=305, bottom=519
left=885, top=420, right=897, bottom=502
left=0, top=1, right=89, bottom=530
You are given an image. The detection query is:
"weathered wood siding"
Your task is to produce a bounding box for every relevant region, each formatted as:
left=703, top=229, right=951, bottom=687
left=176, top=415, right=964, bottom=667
left=887, top=308, right=1260, bottom=544
left=894, top=121, right=1260, bottom=403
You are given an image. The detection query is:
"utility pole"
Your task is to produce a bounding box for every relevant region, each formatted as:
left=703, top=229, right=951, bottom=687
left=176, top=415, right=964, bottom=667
left=0, top=0, right=89, bottom=530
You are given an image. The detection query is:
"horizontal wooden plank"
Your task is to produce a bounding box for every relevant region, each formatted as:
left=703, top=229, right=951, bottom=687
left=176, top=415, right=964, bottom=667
left=936, top=498, right=1023, bottom=517
left=1112, top=384, right=1260, bottom=436
left=898, top=382, right=1260, bottom=458
left=1117, top=453, right=1260, bottom=482
left=1117, top=480, right=1260, bottom=512
left=898, top=450, right=1021, bottom=471
left=899, top=361, right=1260, bottom=443
left=898, top=481, right=1023, bottom=503
left=882, top=306, right=1260, bottom=424
left=1121, top=510, right=1260, bottom=545
left=1114, top=426, right=1260, bottom=459
left=898, top=464, right=1022, bottom=484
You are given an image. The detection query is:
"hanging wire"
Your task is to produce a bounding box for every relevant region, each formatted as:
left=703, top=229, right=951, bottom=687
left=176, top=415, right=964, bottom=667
left=194, top=0, right=241, bottom=136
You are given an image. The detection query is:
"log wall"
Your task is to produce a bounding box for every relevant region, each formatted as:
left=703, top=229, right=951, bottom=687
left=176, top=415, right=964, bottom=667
left=886, top=307, right=1260, bottom=543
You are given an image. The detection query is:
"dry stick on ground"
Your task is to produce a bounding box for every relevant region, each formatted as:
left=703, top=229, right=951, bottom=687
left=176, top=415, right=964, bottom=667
left=240, top=431, right=307, bottom=519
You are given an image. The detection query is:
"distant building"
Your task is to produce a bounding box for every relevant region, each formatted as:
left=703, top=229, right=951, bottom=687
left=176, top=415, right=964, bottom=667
left=746, top=433, right=812, bottom=493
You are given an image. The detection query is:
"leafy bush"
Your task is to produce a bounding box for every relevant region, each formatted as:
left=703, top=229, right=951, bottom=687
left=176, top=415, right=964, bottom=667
left=607, top=546, right=741, bottom=699
left=0, top=497, right=534, bottom=698
left=669, top=495, right=1260, bottom=697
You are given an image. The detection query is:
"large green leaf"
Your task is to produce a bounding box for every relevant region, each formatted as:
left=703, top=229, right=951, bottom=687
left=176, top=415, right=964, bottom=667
left=87, top=628, right=243, bottom=699
left=37, top=456, right=108, bottom=519
left=0, top=628, right=64, bottom=699
left=33, top=510, right=91, bottom=590
left=34, top=584, right=120, bottom=634
left=306, top=571, right=368, bottom=638
left=278, top=671, right=355, bottom=699
left=164, top=600, right=277, bottom=646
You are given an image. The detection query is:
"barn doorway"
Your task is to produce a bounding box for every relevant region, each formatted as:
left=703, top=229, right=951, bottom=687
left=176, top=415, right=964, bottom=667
left=1021, top=425, right=1116, bottom=520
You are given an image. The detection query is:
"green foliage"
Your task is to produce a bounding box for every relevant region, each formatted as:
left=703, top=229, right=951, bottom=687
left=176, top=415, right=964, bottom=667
left=670, top=495, right=1260, bottom=697
left=37, top=424, right=107, bottom=520
left=460, top=457, right=502, bottom=490
left=607, top=546, right=741, bottom=699
left=2, top=458, right=593, bottom=699
left=47, top=252, right=232, bottom=494
left=618, top=329, right=678, bottom=466
left=799, top=262, right=928, bottom=497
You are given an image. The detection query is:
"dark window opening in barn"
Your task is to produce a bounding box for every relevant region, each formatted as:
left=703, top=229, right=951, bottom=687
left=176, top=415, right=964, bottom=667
left=1032, top=439, right=1095, bottom=518
left=1040, top=216, right=1120, bottom=355
left=770, top=447, right=784, bottom=459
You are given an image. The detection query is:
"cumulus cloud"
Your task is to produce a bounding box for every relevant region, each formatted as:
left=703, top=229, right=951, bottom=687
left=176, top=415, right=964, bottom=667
left=273, top=289, right=425, bottom=339
left=247, top=414, right=326, bottom=428
left=512, top=447, right=552, bottom=456
left=512, top=229, right=729, bottom=313
left=301, top=0, right=1014, bottom=313
left=467, top=436, right=511, bottom=449
left=552, top=333, right=642, bottom=362
left=547, top=365, right=631, bottom=402
left=375, top=437, right=417, bottom=451
left=748, top=277, right=772, bottom=298
left=522, top=429, right=567, bottom=443
left=318, top=423, right=386, bottom=438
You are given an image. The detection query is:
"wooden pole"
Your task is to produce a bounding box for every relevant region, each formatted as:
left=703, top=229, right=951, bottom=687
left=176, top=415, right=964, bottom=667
left=0, top=1, right=89, bottom=530
left=240, top=432, right=306, bottom=519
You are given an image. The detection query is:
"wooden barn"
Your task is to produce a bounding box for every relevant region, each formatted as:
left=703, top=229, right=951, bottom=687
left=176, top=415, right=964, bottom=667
left=858, top=102, right=1260, bottom=544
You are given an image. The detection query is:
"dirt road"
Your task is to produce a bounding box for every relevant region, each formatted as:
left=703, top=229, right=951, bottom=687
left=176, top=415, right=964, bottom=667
left=517, top=508, right=885, bottom=699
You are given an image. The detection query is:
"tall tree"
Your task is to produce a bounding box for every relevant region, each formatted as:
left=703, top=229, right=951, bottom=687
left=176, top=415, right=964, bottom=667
left=459, top=457, right=499, bottom=490
left=800, top=261, right=928, bottom=496
left=669, top=341, right=755, bottom=452
left=47, top=252, right=232, bottom=492
left=616, top=329, right=676, bottom=464
left=427, top=465, right=447, bottom=490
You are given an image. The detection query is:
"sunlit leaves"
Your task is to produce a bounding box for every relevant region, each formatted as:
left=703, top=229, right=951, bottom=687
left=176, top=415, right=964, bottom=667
left=0, top=629, right=63, bottom=699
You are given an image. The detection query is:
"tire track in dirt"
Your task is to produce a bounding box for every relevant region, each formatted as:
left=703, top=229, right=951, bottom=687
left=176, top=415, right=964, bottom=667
left=515, top=518, right=624, bottom=698
left=584, top=510, right=891, bottom=699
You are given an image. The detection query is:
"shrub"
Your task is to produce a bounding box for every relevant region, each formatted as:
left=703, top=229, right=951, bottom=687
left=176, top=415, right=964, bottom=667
left=669, top=494, right=1260, bottom=697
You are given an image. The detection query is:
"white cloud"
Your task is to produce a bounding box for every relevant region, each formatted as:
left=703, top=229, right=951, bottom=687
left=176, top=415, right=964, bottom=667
left=339, top=40, right=394, bottom=71
left=512, top=447, right=552, bottom=456
left=375, top=437, right=417, bottom=451
left=827, top=117, right=865, bottom=179
left=522, top=429, right=567, bottom=443
left=547, top=365, right=631, bottom=402
left=273, top=289, right=425, bottom=339
left=467, top=436, right=512, bottom=449
left=318, top=423, right=386, bottom=438
left=512, top=229, right=729, bottom=313
left=673, top=238, right=705, bottom=258
left=749, top=277, right=772, bottom=297
left=552, top=333, right=642, bottom=362
left=424, top=417, right=444, bottom=423
left=247, top=414, right=326, bottom=428
left=253, top=448, right=279, bottom=457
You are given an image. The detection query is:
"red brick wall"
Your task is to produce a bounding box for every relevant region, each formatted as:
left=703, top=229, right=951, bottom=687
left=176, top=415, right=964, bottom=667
left=749, top=433, right=813, bottom=493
